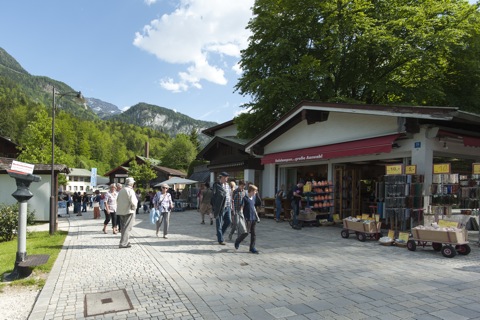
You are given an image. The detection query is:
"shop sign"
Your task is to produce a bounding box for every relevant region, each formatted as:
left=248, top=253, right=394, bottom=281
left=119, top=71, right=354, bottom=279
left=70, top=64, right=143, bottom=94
left=414, top=141, right=421, bottom=148
left=473, top=163, right=480, bottom=174
left=385, top=164, right=403, bottom=175
left=115, top=174, right=128, bottom=177
left=405, top=165, right=417, bottom=174
left=272, top=154, right=324, bottom=163
left=433, top=163, right=451, bottom=174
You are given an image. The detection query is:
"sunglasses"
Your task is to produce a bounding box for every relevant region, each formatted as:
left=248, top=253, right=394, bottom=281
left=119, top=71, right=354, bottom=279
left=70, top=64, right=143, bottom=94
left=162, top=187, right=168, bottom=189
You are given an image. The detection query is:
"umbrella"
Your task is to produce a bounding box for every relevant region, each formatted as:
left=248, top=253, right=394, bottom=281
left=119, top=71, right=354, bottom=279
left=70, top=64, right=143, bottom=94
left=153, top=176, right=198, bottom=187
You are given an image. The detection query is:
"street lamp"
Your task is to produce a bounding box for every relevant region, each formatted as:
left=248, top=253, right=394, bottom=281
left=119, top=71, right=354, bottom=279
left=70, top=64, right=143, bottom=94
left=50, top=86, right=84, bottom=235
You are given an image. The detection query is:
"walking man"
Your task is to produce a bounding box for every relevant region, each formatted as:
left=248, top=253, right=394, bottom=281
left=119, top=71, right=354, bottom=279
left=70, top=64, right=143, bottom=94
left=117, top=177, right=137, bottom=248
left=211, top=172, right=232, bottom=245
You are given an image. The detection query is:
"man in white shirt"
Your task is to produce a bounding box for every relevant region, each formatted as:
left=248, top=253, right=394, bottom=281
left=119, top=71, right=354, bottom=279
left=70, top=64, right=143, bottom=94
left=117, top=177, right=138, bottom=248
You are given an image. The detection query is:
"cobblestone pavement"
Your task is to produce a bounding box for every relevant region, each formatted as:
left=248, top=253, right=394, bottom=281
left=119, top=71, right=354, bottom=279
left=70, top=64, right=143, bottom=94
left=29, top=209, right=480, bottom=320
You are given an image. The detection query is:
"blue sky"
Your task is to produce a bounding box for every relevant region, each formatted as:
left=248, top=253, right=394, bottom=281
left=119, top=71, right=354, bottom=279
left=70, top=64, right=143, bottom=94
left=0, top=0, right=254, bottom=124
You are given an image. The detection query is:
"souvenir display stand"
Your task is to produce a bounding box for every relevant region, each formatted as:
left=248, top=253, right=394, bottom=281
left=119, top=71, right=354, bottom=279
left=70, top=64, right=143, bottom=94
left=459, top=174, right=480, bottom=230
left=303, top=180, right=334, bottom=222
left=384, top=174, right=424, bottom=235
left=262, top=197, right=275, bottom=219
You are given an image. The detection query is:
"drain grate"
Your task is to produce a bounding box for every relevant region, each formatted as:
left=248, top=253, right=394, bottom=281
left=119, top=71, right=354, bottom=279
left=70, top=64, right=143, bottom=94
left=84, top=289, right=133, bottom=317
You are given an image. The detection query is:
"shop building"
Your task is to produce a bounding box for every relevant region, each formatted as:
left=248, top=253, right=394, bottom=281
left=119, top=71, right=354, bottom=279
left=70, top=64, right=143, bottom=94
left=243, top=101, right=480, bottom=223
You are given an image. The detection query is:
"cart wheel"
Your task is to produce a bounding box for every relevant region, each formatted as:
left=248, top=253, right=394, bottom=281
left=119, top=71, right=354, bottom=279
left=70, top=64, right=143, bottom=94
left=341, top=229, right=349, bottom=238
left=455, top=244, right=471, bottom=255
left=407, top=240, right=416, bottom=251
left=432, top=242, right=442, bottom=252
left=357, top=232, right=366, bottom=242
left=441, top=245, right=457, bottom=258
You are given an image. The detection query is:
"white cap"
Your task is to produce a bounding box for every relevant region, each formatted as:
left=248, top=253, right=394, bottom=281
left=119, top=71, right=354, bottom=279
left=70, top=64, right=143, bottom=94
left=125, top=177, right=135, bottom=186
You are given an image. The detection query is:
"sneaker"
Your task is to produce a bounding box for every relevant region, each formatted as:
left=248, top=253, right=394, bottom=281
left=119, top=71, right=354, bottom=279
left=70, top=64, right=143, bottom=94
left=234, top=242, right=239, bottom=250
left=163, top=235, right=168, bottom=239
left=210, top=220, right=213, bottom=225
left=250, top=248, right=259, bottom=254
left=119, top=244, right=132, bottom=248
left=219, top=242, right=226, bottom=245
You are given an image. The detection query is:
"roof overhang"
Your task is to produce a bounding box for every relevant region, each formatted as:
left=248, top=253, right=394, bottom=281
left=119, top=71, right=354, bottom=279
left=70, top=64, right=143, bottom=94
left=245, top=101, right=463, bottom=154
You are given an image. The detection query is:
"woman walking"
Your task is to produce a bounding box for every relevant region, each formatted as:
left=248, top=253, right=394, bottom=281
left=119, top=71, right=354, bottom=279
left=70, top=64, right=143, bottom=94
left=199, top=182, right=213, bottom=225
left=153, top=183, right=174, bottom=238
left=103, top=184, right=118, bottom=234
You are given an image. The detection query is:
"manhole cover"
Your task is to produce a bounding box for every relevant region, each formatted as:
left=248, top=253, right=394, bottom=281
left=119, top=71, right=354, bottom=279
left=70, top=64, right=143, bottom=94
left=84, top=289, right=133, bottom=317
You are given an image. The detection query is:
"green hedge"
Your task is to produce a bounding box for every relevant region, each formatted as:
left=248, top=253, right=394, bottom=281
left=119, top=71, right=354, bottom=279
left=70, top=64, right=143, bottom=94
left=0, top=203, right=35, bottom=242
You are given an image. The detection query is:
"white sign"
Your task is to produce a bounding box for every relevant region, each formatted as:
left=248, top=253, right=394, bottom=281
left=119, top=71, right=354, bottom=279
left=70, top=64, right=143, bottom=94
left=11, top=160, right=34, bottom=174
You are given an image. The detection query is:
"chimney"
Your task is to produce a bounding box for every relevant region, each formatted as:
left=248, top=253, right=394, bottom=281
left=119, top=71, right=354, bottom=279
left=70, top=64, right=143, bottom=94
left=145, top=141, right=150, bottom=159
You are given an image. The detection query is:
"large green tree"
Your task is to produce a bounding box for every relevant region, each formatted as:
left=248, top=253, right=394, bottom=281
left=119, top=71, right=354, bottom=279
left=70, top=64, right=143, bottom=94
left=235, top=0, right=480, bottom=138
left=161, top=134, right=197, bottom=172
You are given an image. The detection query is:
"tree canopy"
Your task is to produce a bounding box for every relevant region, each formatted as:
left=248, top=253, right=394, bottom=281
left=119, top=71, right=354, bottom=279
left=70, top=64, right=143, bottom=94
left=234, top=0, right=480, bottom=138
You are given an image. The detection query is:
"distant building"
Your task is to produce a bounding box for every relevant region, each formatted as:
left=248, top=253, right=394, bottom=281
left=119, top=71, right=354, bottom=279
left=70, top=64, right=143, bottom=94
left=63, top=168, right=109, bottom=193
left=103, top=155, right=186, bottom=188
left=0, top=136, right=20, bottom=158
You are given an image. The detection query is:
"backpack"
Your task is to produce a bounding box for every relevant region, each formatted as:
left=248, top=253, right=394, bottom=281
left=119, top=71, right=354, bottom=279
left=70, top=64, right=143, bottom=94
left=286, top=187, right=294, bottom=202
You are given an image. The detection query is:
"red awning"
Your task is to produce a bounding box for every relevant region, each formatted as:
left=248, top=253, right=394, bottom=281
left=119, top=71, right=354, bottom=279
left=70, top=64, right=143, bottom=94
left=261, top=134, right=400, bottom=165
left=463, top=136, right=480, bottom=148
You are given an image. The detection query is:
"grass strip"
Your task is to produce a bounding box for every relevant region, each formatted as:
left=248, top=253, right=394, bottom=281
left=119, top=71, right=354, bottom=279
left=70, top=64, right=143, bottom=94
left=0, top=230, right=67, bottom=290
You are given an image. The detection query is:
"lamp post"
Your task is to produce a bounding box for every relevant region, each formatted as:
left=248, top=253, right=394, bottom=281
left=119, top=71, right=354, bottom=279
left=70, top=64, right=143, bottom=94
left=50, top=86, right=83, bottom=235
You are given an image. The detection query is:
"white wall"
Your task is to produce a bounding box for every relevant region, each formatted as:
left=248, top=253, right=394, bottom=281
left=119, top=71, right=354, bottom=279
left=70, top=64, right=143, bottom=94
left=265, top=112, right=399, bottom=154
left=0, top=174, right=51, bottom=222
left=215, top=124, right=238, bottom=137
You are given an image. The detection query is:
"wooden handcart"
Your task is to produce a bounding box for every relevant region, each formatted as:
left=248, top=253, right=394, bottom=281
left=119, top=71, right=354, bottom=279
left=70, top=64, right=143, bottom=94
left=407, top=227, right=471, bottom=258
left=341, top=219, right=383, bottom=242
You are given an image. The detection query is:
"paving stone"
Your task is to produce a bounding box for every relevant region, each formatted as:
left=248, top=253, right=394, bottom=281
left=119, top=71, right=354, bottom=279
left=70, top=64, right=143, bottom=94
left=27, top=210, right=480, bottom=320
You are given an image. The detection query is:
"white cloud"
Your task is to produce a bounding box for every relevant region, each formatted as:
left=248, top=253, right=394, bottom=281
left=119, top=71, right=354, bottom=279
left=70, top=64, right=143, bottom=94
left=232, top=62, right=242, bottom=76
left=134, top=0, right=253, bottom=92
left=144, top=0, right=158, bottom=5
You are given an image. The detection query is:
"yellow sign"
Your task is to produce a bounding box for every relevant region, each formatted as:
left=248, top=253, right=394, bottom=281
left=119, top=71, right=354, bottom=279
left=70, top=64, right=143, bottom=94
left=398, top=232, right=409, bottom=242
left=361, top=214, right=370, bottom=220
left=405, top=165, right=417, bottom=174
left=332, top=214, right=340, bottom=221
left=433, top=163, right=451, bottom=174
left=386, top=164, right=403, bottom=175
left=374, top=214, right=380, bottom=222
left=356, top=215, right=362, bottom=219
left=438, top=220, right=459, bottom=228
left=473, top=163, right=480, bottom=175
left=388, top=230, right=395, bottom=239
